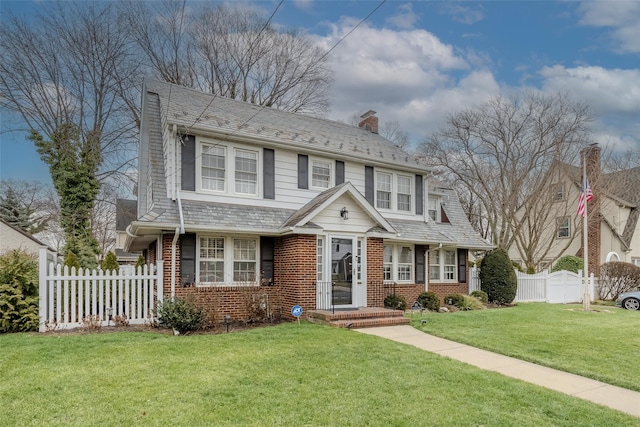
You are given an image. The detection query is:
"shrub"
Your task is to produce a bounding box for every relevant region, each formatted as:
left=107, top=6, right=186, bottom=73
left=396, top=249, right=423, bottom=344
left=444, top=293, right=465, bottom=308
left=416, top=291, right=440, bottom=311
left=384, top=294, right=407, bottom=310
left=156, top=296, right=205, bottom=334
left=64, top=251, right=81, bottom=270
left=100, top=251, right=119, bottom=272
left=0, top=249, right=39, bottom=333
left=479, top=248, right=517, bottom=304
left=552, top=255, right=584, bottom=273
left=599, top=262, right=640, bottom=300
left=459, top=295, right=486, bottom=311
left=470, top=290, right=488, bottom=303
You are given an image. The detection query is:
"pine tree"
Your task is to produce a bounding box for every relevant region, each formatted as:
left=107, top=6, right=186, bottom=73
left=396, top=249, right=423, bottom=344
left=0, top=188, right=35, bottom=232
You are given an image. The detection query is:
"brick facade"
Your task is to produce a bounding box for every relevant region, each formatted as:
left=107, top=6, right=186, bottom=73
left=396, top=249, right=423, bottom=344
left=156, top=233, right=471, bottom=320
left=578, top=144, right=602, bottom=277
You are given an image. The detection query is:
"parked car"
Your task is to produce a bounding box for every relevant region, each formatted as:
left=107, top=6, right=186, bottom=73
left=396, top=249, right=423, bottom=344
left=615, top=290, right=640, bottom=310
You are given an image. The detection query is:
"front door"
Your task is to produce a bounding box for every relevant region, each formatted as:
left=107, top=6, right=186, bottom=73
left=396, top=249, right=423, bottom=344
left=331, top=237, right=354, bottom=306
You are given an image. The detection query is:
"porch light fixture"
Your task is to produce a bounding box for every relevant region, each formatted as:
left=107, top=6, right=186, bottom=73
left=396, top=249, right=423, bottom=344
left=340, top=207, right=349, bottom=220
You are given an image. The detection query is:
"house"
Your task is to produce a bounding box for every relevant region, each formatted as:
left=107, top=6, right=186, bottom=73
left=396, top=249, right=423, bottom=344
left=0, top=218, right=57, bottom=262
left=121, top=79, right=492, bottom=321
left=508, top=144, right=640, bottom=276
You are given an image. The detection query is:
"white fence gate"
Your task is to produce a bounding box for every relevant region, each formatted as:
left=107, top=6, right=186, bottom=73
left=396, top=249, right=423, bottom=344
left=38, top=248, right=163, bottom=332
left=469, top=266, right=594, bottom=303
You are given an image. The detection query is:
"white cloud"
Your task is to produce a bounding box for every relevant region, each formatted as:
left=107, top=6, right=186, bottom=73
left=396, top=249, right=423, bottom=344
left=539, top=65, right=640, bottom=115
left=292, top=0, right=314, bottom=13
left=313, top=20, right=498, bottom=145
left=438, top=2, right=484, bottom=25
left=577, top=1, right=640, bottom=53
left=386, top=3, right=419, bottom=30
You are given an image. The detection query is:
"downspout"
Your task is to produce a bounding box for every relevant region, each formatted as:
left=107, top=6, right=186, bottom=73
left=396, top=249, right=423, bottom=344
left=170, top=124, right=186, bottom=297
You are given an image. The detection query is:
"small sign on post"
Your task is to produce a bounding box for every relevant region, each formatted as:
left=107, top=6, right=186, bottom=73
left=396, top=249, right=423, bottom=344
left=291, top=305, right=303, bottom=325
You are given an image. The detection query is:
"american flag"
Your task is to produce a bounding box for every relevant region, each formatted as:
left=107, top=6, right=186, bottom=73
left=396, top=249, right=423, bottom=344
left=576, top=178, right=593, bottom=217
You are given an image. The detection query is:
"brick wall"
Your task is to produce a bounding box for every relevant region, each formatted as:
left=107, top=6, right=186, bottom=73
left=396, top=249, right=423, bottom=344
left=428, top=283, right=470, bottom=304
left=366, top=238, right=384, bottom=306
left=275, top=235, right=317, bottom=319
left=578, top=144, right=602, bottom=277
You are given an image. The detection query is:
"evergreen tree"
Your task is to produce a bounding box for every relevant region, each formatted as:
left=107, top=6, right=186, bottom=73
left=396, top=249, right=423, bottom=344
left=0, top=188, right=37, bottom=233
left=100, top=251, right=119, bottom=272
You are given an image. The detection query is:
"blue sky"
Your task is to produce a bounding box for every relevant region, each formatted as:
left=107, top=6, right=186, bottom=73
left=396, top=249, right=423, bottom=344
left=1, top=0, right=639, bottom=185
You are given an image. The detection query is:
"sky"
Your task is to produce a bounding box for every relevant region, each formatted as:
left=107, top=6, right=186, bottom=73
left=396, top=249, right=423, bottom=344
left=1, top=0, right=639, bottom=186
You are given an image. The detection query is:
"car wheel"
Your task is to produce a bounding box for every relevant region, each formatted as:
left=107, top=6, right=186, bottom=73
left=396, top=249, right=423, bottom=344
left=622, top=298, right=640, bottom=310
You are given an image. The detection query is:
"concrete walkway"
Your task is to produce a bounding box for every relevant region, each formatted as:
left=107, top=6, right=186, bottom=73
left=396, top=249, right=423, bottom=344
left=356, top=325, right=640, bottom=418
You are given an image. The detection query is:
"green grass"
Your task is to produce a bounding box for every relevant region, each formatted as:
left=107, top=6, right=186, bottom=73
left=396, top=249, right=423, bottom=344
left=410, top=302, right=640, bottom=391
left=1, top=322, right=638, bottom=426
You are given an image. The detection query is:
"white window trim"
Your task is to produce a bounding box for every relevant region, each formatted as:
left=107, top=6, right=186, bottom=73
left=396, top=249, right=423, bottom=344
left=429, top=248, right=457, bottom=283
left=375, top=170, right=414, bottom=213
left=196, top=235, right=260, bottom=286
left=310, top=158, right=333, bottom=190
left=552, top=183, right=565, bottom=202
left=397, top=174, right=412, bottom=212
left=557, top=216, right=570, bottom=239
left=195, top=138, right=261, bottom=198
left=428, top=196, right=441, bottom=222
left=383, top=243, right=414, bottom=283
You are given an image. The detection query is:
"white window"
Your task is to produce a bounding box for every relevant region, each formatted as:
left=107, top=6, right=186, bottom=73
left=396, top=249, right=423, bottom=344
left=397, top=175, right=412, bottom=211
left=383, top=245, right=393, bottom=281
left=429, top=248, right=457, bottom=282
left=631, top=258, right=640, bottom=267
left=311, top=160, right=331, bottom=189
left=197, top=236, right=259, bottom=285
left=233, top=238, right=257, bottom=282
left=235, top=149, right=257, bottom=195
left=199, top=237, right=225, bottom=283
left=377, top=173, right=392, bottom=209
left=428, top=197, right=440, bottom=222
left=317, top=237, right=324, bottom=281
left=201, top=145, right=226, bottom=191
left=384, top=244, right=414, bottom=282
left=557, top=217, right=570, bottom=238
left=552, top=183, right=565, bottom=202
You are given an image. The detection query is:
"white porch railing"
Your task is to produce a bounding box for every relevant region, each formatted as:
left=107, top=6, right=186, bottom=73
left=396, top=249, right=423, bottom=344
left=469, top=266, right=595, bottom=303
left=38, top=248, right=163, bottom=332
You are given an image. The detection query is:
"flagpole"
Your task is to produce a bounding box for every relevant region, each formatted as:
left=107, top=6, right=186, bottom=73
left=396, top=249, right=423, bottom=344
left=582, top=153, right=590, bottom=311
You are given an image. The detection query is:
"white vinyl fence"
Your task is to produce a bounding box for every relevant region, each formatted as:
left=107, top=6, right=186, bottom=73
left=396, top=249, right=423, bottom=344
left=38, top=248, right=163, bottom=332
left=469, top=266, right=595, bottom=303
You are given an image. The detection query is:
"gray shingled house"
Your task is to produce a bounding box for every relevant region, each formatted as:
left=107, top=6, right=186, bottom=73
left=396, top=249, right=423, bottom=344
left=121, top=79, right=492, bottom=325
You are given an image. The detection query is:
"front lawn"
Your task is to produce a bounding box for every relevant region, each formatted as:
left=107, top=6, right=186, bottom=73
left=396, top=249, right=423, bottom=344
left=411, top=302, right=640, bottom=391
left=1, top=322, right=638, bottom=426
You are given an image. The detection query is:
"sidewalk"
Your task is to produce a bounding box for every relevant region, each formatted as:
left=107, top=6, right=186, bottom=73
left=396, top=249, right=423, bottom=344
left=356, top=325, right=640, bottom=418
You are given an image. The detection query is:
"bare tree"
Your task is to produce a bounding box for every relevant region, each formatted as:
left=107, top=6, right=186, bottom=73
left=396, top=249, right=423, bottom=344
left=121, top=1, right=333, bottom=115
left=0, top=1, right=141, bottom=265
left=380, top=120, right=410, bottom=151
left=420, top=91, right=594, bottom=269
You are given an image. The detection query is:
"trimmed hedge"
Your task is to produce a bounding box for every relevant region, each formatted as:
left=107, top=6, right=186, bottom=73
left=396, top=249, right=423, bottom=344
left=479, top=248, right=517, bottom=304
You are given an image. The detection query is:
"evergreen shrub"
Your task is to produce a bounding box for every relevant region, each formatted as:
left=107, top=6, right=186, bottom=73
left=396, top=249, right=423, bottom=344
left=0, top=249, right=39, bottom=332
left=552, top=255, right=584, bottom=273
left=156, top=296, right=205, bottom=334
left=416, top=291, right=440, bottom=311
left=384, top=294, right=407, bottom=311
left=444, top=293, right=465, bottom=308
left=479, top=248, right=517, bottom=304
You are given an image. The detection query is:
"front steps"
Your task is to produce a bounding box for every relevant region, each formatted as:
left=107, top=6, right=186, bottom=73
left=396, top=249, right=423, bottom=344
left=307, top=307, right=410, bottom=328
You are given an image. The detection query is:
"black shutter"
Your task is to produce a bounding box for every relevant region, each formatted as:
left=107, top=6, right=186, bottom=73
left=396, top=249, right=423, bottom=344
left=180, top=233, right=196, bottom=286
left=415, top=174, right=423, bottom=215
left=457, top=248, right=468, bottom=283
left=181, top=135, right=196, bottom=191
left=336, top=160, right=345, bottom=185
left=263, top=148, right=275, bottom=199
left=298, top=154, right=308, bottom=189
left=365, top=166, right=374, bottom=204
left=415, top=245, right=426, bottom=284
left=260, top=237, right=275, bottom=285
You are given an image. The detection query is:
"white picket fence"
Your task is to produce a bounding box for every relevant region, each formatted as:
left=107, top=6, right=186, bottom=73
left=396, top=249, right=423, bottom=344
left=38, top=248, right=163, bottom=332
left=469, top=266, right=595, bottom=303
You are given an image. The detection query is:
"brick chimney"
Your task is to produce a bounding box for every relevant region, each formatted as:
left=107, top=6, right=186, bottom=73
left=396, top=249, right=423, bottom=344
left=358, top=110, right=378, bottom=134
left=580, top=143, right=601, bottom=277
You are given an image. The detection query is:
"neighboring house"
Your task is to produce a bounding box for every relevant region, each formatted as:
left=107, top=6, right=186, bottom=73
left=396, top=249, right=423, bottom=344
left=508, top=144, right=640, bottom=276
left=0, top=219, right=57, bottom=262
left=121, top=79, right=492, bottom=320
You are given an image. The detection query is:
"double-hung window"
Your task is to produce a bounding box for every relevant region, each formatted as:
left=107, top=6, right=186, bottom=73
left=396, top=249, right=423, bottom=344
left=397, top=176, right=412, bottom=211
left=376, top=173, right=392, bottom=209
left=201, top=145, right=226, bottom=191
left=235, top=150, right=257, bottom=195
left=311, top=160, right=331, bottom=189
left=429, top=248, right=457, bottom=282
left=200, top=237, right=225, bottom=283
left=557, top=217, right=570, bottom=238
left=383, top=244, right=414, bottom=282
left=428, top=197, right=440, bottom=222
left=233, top=238, right=257, bottom=282
left=551, top=183, right=565, bottom=202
